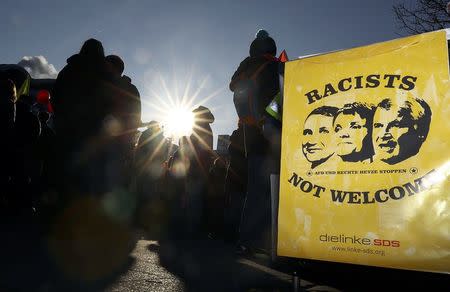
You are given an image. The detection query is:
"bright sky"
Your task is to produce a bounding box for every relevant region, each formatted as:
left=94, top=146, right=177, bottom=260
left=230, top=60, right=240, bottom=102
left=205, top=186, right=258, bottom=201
left=0, top=0, right=406, bottom=146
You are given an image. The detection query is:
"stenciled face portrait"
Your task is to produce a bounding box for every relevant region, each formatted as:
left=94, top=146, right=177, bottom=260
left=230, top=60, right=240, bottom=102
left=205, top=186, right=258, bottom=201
left=372, top=97, right=431, bottom=164
left=372, top=107, right=408, bottom=162
left=332, top=102, right=374, bottom=163
left=302, top=113, right=335, bottom=168
left=334, top=112, right=368, bottom=157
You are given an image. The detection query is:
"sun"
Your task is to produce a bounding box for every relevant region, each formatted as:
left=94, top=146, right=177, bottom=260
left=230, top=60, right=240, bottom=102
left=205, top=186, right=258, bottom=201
left=162, top=106, right=194, bottom=139
left=140, top=64, right=223, bottom=142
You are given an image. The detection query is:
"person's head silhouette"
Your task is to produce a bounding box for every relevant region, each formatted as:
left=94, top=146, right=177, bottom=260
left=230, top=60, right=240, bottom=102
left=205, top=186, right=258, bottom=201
left=249, top=29, right=277, bottom=57
left=79, top=38, right=105, bottom=59
left=106, top=55, right=125, bottom=77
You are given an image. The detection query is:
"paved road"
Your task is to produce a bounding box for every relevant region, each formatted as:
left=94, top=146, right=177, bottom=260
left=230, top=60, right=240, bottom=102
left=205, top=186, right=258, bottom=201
left=1, top=226, right=445, bottom=291
left=0, top=217, right=338, bottom=291
left=105, top=240, right=184, bottom=291
left=103, top=238, right=449, bottom=292
left=104, top=239, right=340, bottom=292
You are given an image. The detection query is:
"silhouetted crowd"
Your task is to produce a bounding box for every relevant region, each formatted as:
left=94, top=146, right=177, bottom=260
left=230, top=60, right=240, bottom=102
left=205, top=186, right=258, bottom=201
left=0, top=30, right=284, bottom=288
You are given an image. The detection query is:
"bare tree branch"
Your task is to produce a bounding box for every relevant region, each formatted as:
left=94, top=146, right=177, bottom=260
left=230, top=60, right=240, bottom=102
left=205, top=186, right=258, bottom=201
left=393, top=0, right=450, bottom=35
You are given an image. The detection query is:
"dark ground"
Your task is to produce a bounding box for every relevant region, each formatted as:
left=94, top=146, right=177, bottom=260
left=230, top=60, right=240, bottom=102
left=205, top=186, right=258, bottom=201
left=0, top=219, right=448, bottom=292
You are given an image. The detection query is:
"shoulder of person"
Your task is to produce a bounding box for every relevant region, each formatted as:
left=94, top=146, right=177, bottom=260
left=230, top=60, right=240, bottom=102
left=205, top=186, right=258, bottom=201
left=66, top=54, right=80, bottom=64
left=122, top=75, right=140, bottom=95
left=121, top=75, right=131, bottom=83
left=230, top=57, right=249, bottom=90
left=55, top=54, right=81, bottom=80
left=235, top=57, right=251, bottom=73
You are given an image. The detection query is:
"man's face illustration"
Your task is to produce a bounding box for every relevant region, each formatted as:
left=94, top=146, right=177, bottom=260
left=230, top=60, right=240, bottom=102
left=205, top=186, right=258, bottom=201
left=302, top=114, right=334, bottom=163
left=334, top=112, right=368, bottom=157
left=372, top=106, right=410, bottom=162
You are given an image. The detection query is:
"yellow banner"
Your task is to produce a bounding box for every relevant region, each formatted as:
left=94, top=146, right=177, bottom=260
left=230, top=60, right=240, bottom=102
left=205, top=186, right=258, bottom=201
left=278, top=30, right=449, bottom=273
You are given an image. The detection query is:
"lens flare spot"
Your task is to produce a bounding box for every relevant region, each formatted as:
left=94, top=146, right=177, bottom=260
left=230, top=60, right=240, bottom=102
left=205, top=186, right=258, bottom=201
left=163, top=107, right=194, bottom=139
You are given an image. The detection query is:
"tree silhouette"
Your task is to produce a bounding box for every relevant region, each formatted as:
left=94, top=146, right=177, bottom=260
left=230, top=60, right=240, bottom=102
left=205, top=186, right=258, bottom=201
left=393, top=0, right=450, bottom=34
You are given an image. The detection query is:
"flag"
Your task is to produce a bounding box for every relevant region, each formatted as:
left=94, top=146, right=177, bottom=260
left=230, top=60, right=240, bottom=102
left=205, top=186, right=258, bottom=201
left=278, top=50, right=289, bottom=63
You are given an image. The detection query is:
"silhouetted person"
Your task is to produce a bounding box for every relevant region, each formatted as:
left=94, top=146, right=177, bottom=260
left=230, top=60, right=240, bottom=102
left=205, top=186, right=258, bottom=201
left=105, top=55, right=141, bottom=190
left=51, top=38, right=112, bottom=193
left=37, top=111, right=54, bottom=144
left=190, top=106, right=223, bottom=237
left=224, top=126, right=248, bottom=243
left=25, top=110, right=56, bottom=226
left=36, top=111, right=56, bottom=199
left=191, top=105, right=214, bottom=151
left=230, top=29, right=280, bottom=253
left=187, top=107, right=216, bottom=237
left=165, top=136, right=191, bottom=240
left=134, top=122, right=170, bottom=238
left=9, top=94, right=41, bottom=215
left=168, top=136, right=192, bottom=179
left=0, top=79, right=17, bottom=193
left=0, top=64, right=31, bottom=98
left=135, top=122, right=166, bottom=177
left=205, top=155, right=228, bottom=239
left=0, top=78, right=16, bottom=134
left=52, top=38, right=109, bottom=138
left=229, top=30, right=279, bottom=159
left=230, top=29, right=279, bottom=133
left=106, top=55, right=141, bottom=136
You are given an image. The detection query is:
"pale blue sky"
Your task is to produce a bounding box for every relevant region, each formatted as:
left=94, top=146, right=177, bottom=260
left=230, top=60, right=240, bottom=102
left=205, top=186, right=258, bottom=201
left=0, top=0, right=405, bottom=143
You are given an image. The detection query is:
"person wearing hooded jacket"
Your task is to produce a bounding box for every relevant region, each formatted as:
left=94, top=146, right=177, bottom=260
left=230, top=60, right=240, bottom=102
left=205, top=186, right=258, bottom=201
left=134, top=121, right=170, bottom=238
left=185, top=106, right=215, bottom=237
left=105, top=54, right=141, bottom=137
left=101, top=55, right=141, bottom=193
left=51, top=38, right=113, bottom=194
left=191, top=105, right=215, bottom=151
left=52, top=39, right=111, bottom=141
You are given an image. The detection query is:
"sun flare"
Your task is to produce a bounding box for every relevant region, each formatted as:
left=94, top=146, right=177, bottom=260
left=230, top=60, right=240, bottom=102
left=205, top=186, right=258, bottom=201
left=163, top=106, right=194, bottom=139
left=140, top=65, right=223, bottom=142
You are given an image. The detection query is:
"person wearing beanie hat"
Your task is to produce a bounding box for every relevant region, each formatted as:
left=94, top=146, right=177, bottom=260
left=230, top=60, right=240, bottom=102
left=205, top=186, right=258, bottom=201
left=230, top=29, right=280, bottom=127
left=249, top=29, right=277, bottom=57
left=228, top=29, right=282, bottom=254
